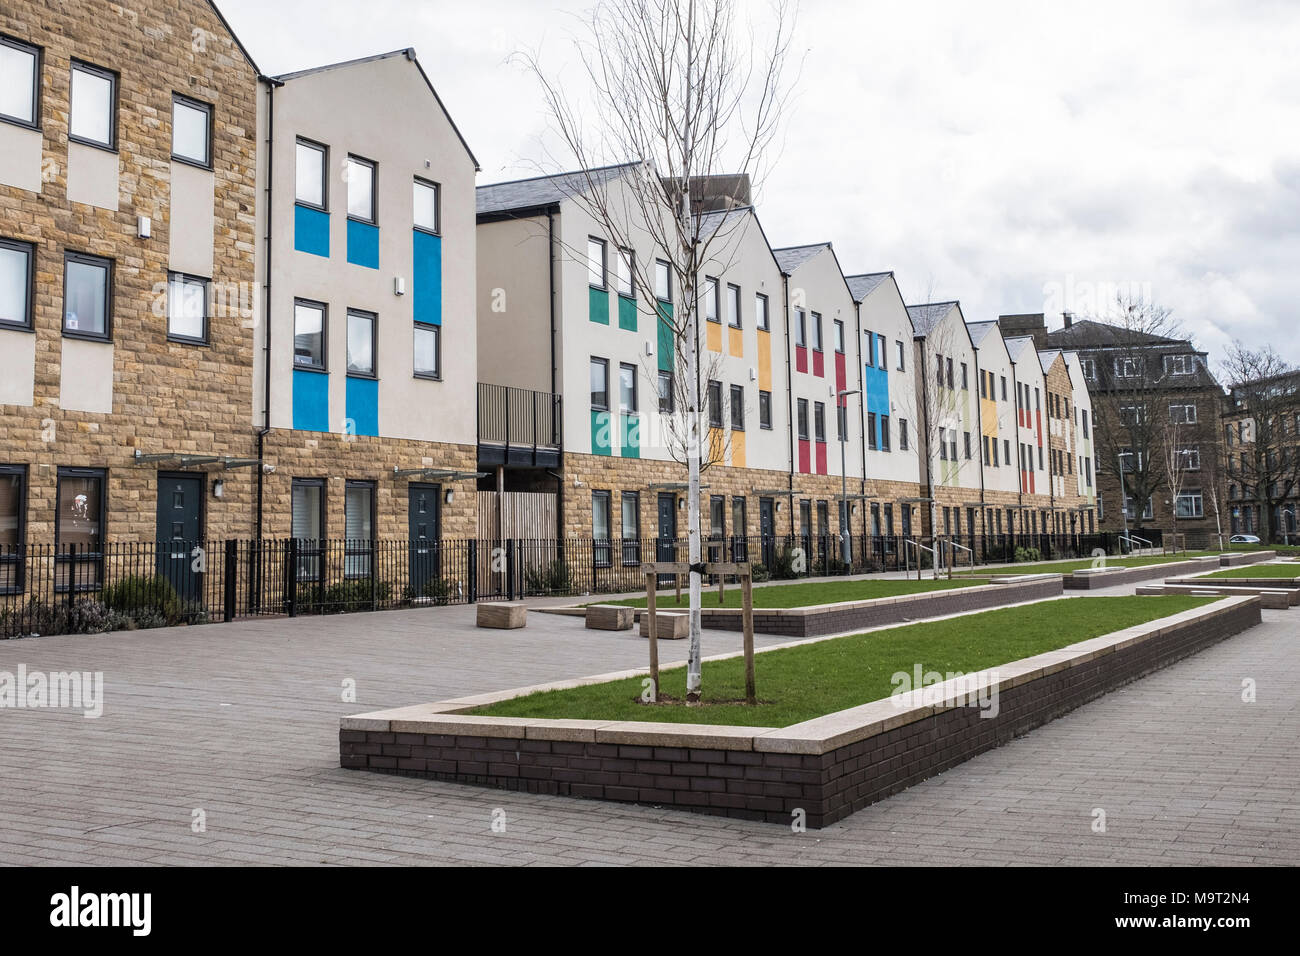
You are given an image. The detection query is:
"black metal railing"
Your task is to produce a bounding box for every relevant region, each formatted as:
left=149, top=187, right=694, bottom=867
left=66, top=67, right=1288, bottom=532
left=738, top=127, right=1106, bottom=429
left=477, top=382, right=561, bottom=449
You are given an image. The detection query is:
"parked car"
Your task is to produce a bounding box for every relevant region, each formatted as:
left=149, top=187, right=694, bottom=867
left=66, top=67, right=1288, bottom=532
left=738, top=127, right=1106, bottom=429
left=1229, top=534, right=1261, bottom=544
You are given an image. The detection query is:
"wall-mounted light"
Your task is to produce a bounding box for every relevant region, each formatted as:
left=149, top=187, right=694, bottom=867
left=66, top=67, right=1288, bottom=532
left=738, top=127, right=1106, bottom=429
left=394, top=276, right=406, bottom=296
left=677, top=497, right=685, bottom=510
left=444, top=488, right=454, bottom=505
left=212, top=479, right=225, bottom=499
left=137, top=216, right=152, bottom=239
left=775, top=501, right=783, bottom=513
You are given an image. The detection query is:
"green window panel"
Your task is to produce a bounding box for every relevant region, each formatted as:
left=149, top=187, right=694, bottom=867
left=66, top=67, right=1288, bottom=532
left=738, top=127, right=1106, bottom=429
left=589, top=286, right=610, bottom=325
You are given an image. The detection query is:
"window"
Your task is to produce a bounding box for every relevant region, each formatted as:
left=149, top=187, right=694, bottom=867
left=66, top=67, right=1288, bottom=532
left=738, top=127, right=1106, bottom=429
left=1119, top=403, right=1147, bottom=426
left=0, top=36, right=40, bottom=128
left=963, top=431, right=972, bottom=460
left=709, top=496, right=725, bottom=556
left=707, top=380, right=723, bottom=427
left=619, top=363, right=637, bottom=412
left=755, top=293, right=769, bottom=331
left=794, top=309, right=807, bottom=348
left=836, top=403, right=847, bottom=441
left=949, top=359, right=956, bottom=389
left=657, top=370, right=674, bottom=413
left=1081, top=357, right=1097, bottom=380
left=413, top=323, right=440, bottom=379
left=343, top=480, right=375, bottom=577
left=0, top=238, right=34, bottom=330
left=69, top=61, right=116, bottom=149
left=295, top=139, right=327, bottom=209
left=864, top=329, right=875, bottom=367
left=896, top=340, right=906, bottom=371
left=881, top=414, right=891, bottom=452
left=171, top=94, right=212, bottom=168
left=1000, top=376, right=1007, bottom=401
left=654, top=259, right=671, bottom=302
left=1164, top=354, right=1193, bottom=376
left=833, top=319, right=845, bottom=353
left=1082, top=411, right=1090, bottom=438
left=982, top=435, right=991, bottom=465
left=1113, top=356, right=1143, bottom=378
left=814, top=402, right=826, bottom=442
left=729, top=384, right=744, bottom=430
left=1004, top=439, right=1011, bottom=466
left=759, top=390, right=772, bottom=429
left=293, top=299, right=326, bottom=369
left=899, top=418, right=909, bottom=451
left=413, top=178, right=439, bottom=233
left=0, top=465, right=26, bottom=593
left=587, top=237, right=607, bottom=289
left=732, top=498, right=748, bottom=560
left=726, top=283, right=741, bottom=328
left=621, top=492, right=640, bottom=565
left=616, top=248, right=633, bottom=298
left=590, top=357, right=609, bottom=410
left=980, top=371, right=987, bottom=399
left=867, top=412, right=878, bottom=451
left=346, top=309, right=376, bottom=377
left=1169, top=403, right=1198, bottom=424
left=811, top=312, right=823, bottom=351
left=291, top=481, right=324, bottom=563
left=934, top=352, right=944, bottom=388
left=346, top=155, right=377, bottom=223
left=56, top=468, right=105, bottom=591
left=592, top=491, right=611, bottom=568
left=1178, top=446, right=1202, bottom=471
left=877, top=334, right=887, bottom=366
left=1175, top=492, right=1204, bottom=519
left=62, top=252, right=111, bottom=340
left=797, top=398, right=809, bottom=440
left=166, top=272, right=209, bottom=344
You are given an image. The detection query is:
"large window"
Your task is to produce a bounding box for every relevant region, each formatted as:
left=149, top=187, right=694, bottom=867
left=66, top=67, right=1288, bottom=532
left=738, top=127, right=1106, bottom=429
left=69, top=61, right=116, bottom=149
left=1175, top=492, right=1204, bottom=519
left=414, top=323, right=440, bottom=379
left=344, top=480, right=375, bottom=578
left=729, top=384, right=744, bottom=430
left=0, top=465, right=25, bottom=593
left=291, top=478, right=325, bottom=579
left=621, top=492, right=640, bottom=565
left=590, top=357, right=609, bottom=409
left=587, top=237, right=606, bottom=289
left=0, top=36, right=40, bottom=128
left=592, top=490, right=611, bottom=568
left=166, top=272, right=209, bottom=344
left=55, top=468, right=104, bottom=591
left=755, top=293, right=769, bottom=332
left=346, top=155, right=377, bottom=223
left=62, top=252, right=111, bottom=340
left=1169, top=403, right=1198, bottom=424
left=0, top=238, right=34, bottom=330
left=293, top=299, right=326, bottom=369
left=171, top=94, right=212, bottom=168
left=295, top=139, right=327, bottom=209
left=619, top=363, right=637, bottom=413
left=726, top=283, right=741, bottom=328
left=346, top=310, right=376, bottom=377
left=759, top=390, right=772, bottom=429
left=413, top=178, right=439, bottom=233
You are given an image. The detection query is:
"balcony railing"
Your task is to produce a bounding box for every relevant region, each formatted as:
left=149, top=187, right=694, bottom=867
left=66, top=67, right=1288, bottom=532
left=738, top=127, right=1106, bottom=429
left=478, top=384, right=561, bottom=462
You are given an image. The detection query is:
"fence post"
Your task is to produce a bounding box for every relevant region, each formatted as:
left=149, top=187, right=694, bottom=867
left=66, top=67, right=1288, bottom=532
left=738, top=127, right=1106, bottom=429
left=287, top=538, right=299, bottom=617
left=223, top=539, right=237, bottom=623
left=506, top=539, right=515, bottom=602
left=467, top=539, right=477, bottom=604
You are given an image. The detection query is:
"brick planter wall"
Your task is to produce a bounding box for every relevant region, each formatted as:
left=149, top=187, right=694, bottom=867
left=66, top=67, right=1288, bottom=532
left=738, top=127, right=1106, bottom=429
left=1219, top=550, right=1277, bottom=567
left=1064, top=557, right=1220, bottom=590
left=341, top=597, right=1261, bottom=828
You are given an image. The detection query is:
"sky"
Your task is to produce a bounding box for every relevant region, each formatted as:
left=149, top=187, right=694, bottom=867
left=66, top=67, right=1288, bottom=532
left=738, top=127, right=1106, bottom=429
left=217, top=0, right=1300, bottom=365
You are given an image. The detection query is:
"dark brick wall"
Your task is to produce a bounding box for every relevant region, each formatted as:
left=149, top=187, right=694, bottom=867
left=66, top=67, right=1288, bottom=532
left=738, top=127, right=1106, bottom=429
left=341, top=599, right=1260, bottom=828
left=1064, top=559, right=1220, bottom=590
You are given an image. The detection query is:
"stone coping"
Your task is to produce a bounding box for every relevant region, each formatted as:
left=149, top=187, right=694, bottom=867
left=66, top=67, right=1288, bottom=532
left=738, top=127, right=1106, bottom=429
left=1220, top=550, right=1277, bottom=567
left=342, top=595, right=1256, bottom=756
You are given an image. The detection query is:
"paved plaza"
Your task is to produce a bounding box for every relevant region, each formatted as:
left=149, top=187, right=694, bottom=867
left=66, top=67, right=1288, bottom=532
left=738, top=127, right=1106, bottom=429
left=0, top=586, right=1296, bottom=866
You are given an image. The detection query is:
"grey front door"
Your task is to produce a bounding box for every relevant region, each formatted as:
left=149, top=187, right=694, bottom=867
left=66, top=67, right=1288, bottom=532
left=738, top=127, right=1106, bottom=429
left=156, top=473, right=203, bottom=602
left=408, top=483, right=441, bottom=598
left=759, top=497, right=775, bottom=570
left=656, top=493, right=676, bottom=585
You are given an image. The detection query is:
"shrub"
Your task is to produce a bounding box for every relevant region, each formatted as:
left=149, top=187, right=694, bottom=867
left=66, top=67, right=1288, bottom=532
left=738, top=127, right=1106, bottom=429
left=524, top=559, right=573, bottom=595
left=749, top=562, right=771, bottom=583
left=102, top=574, right=182, bottom=626
left=421, top=577, right=456, bottom=605
left=1014, top=546, right=1043, bottom=564
left=311, top=578, right=393, bottom=614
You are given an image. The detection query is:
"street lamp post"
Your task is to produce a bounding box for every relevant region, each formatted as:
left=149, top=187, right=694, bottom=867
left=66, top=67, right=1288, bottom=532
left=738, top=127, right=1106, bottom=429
left=838, top=388, right=861, bottom=567
left=1282, top=507, right=1295, bottom=547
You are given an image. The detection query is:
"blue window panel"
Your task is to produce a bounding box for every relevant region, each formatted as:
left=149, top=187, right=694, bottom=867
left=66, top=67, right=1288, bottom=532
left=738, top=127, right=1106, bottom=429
left=413, top=230, right=442, bottom=325
left=347, top=219, right=380, bottom=269
left=294, top=205, right=330, bottom=258
left=292, top=369, right=329, bottom=432
left=345, top=376, right=379, bottom=437
left=865, top=365, right=890, bottom=417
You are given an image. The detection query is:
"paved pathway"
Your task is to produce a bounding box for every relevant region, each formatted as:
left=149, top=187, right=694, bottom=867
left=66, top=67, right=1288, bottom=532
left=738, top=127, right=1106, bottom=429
left=0, top=592, right=1295, bottom=865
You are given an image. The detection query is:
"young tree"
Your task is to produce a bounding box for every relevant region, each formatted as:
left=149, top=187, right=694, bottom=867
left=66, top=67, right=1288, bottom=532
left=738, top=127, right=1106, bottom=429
left=1220, top=344, right=1300, bottom=545
left=525, top=0, right=795, bottom=700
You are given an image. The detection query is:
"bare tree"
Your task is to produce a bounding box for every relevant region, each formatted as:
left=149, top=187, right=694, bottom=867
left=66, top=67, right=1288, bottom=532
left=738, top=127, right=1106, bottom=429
left=1220, top=343, right=1300, bottom=545
left=902, top=304, right=961, bottom=563
left=524, top=0, right=796, bottom=700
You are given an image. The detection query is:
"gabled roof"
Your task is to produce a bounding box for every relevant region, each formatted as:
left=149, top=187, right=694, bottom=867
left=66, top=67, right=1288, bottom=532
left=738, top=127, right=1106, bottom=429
left=476, top=163, right=641, bottom=218
left=1038, top=349, right=1063, bottom=374
left=1043, top=318, right=1185, bottom=349
left=967, top=320, right=1003, bottom=347
left=699, top=206, right=784, bottom=275
left=275, top=48, right=479, bottom=170
left=844, top=272, right=892, bottom=302
left=1003, top=334, right=1041, bottom=365
left=772, top=243, right=830, bottom=275
left=906, top=301, right=959, bottom=336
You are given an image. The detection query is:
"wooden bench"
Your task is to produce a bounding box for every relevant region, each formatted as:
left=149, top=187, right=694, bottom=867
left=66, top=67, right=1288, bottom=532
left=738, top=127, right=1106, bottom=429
left=477, top=602, right=526, bottom=629
left=640, top=610, right=689, bottom=640
left=585, top=604, right=635, bottom=631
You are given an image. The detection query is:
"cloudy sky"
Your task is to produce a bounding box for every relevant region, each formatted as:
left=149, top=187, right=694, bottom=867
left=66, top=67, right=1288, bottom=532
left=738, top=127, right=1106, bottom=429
left=219, top=0, right=1300, bottom=365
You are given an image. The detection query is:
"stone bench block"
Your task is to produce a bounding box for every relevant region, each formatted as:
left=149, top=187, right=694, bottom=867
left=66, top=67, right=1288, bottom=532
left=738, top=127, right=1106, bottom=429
left=585, top=604, right=635, bottom=631
left=640, top=610, right=689, bottom=640
left=477, top=602, right=526, bottom=629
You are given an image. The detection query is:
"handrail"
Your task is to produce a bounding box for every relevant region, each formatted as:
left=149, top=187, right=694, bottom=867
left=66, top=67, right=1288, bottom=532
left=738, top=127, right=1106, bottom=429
left=1122, top=533, right=1153, bottom=553
left=904, top=538, right=937, bottom=581
left=943, top=539, right=974, bottom=579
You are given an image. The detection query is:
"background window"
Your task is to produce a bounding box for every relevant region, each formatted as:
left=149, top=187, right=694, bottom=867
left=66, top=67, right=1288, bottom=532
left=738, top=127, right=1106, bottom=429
left=759, top=390, right=772, bottom=429
left=814, top=402, right=826, bottom=442
left=797, top=398, right=809, bottom=439
left=295, top=140, right=327, bottom=208
left=347, top=156, right=376, bottom=222
left=707, top=380, right=723, bottom=427
left=0, top=239, right=33, bottom=329
left=70, top=62, right=115, bottom=148
left=621, top=492, right=640, bottom=565
left=833, top=319, right=845, bottom=353
left=755, top=293, right=769, bottom=331
left=654, top=259, right=671, bottom=302
left=619, top=363, right=637, bottom=412
left=730, top=384, right=744, bottom=429
left=703, top=277, right=719, bottom=323
left=56, top=469, right=104, bottom=591
left=616, top=248, right=633, bottom=297
left=587, top=237, right=606, bottom=288
left=293, top=299, right=326, bottom=369
left=172, top=95, right=211, bottom=167
left=0, top=37, right=39, bottom=127
left=897, top=340, right=905, bottom=370
left=344, top=481, right=375, bottom=577
left=413, top=178, right=439, bottom=232
left=291, top=479, right=324, bottom=578
left=414, top=323, right=440, bottom=378
left=167, top=272, right=208, bottom=343
left=592, top=491, right=611, bottom=567
left=590, top=358, right=609, bottom=409
left=811, top=313, right=823, bottom=351
left=63, top=252, right=110, bottom=339
left=794, top=309, right=806, bottom=348
left=657, top=370, right=673, bottom=412
left=726, top=284, right=741, bottom=328
left=346, top=310, right=376, bottom=376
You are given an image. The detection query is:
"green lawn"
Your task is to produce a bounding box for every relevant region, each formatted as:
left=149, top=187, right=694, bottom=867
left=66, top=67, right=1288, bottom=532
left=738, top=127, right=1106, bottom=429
left=956, top=550, right=1223, bottom=578
left=1199, top=564, right=1300, bottom=580
left=472, top=595, right=1213, bottom=727
left=599, top=576, right=983, bottom=610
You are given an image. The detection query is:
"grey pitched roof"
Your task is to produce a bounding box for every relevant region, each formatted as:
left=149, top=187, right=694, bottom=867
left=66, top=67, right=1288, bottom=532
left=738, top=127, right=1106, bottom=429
left=1043, top=318, right=1184, bottom=349
left=906, top=301, right=957, bottom=335
left=772, top=243, right=829, bottom=275
left=1003, top=335, right=1039, bottom=363
left=845, top=272, right=892, bottom=302
left=967, top=320, right=1001, bottom=346
left=699, top=206, right=752, bottom=233
left=1038, top=349, right=1062, bottom=373
left=476, top=163, right=640, bottom=217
